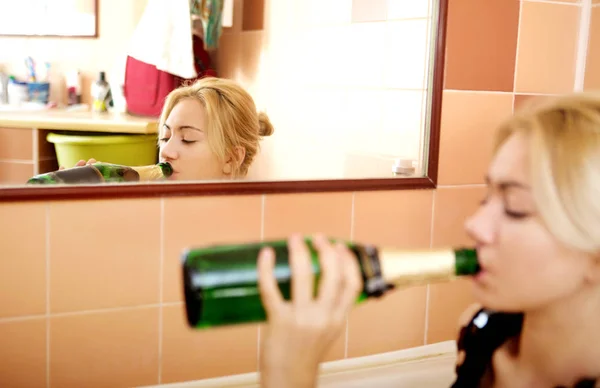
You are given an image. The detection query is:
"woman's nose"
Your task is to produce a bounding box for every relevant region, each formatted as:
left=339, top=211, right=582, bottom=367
left=464, top=203, right=496, bottom=245
left=159, top=139, right=178, bottom=160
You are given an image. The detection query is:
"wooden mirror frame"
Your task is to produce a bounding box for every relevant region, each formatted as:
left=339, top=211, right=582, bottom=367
left=0, top=0, right=448, bottom=203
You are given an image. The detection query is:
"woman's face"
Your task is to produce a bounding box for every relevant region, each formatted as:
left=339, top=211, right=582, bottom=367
left=159, top=98, right=229, bottom=181
left=465, top=132, right=596, bottom=312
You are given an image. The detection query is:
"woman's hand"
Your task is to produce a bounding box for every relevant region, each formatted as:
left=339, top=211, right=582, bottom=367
left=59, top=158, right=97, bottom=170
left=257, top=234, right=363, bottom=388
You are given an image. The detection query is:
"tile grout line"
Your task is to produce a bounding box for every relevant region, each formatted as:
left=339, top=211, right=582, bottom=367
left=574, top=0, right=593, bottom=91
left=513, top=1, right=524, bottom=97
left=423, top=191, right=436, bottom=346
left=345, top=192, right=356, bottom=358
left=45, top=204, right=50, bottom=388
left=0, top=302, right=187, bottom=324
left=158, top=198, right=165, bottom=384
left=257, top=194, right=266, bottom=371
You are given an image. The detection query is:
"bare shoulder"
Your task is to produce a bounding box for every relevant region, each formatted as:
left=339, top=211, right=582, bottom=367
left=457, top=303, right=483, bottom=330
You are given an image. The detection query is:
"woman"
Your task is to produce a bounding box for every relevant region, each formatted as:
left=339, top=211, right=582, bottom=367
left=74, top=77, right=274, bottom=181
left=256, top=92, right=600, bottom=388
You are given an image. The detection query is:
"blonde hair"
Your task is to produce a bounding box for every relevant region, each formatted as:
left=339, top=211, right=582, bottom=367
left=494, top=92, right=600, bottom=253
left=159, top=77, right=274, bottom=177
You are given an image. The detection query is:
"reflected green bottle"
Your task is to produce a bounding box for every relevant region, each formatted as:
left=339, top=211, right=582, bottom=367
left=181, top=238, right=480, bottom=329
left=26, top=162, right=173, bottom=185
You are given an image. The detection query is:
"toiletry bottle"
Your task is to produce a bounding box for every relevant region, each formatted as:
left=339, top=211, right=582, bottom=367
left=0, top=68, right=8, bottom=104
left=91, top=71, right=112, bottom=112
left=27, top=162, right=173, bottom=185
left=182, top=239, right=480, bottom=328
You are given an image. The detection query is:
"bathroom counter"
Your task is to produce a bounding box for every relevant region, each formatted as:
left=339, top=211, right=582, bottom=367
left=0, top=109, right=158, bottom=134
left=143, top=341, right=457, bottom=388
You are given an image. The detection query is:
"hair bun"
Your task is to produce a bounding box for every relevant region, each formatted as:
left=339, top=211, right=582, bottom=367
left=258, top=111, right=274, bottom=137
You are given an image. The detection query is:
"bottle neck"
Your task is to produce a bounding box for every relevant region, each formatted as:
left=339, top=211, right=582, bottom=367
left=131, top=164, right=169, bottom=181
left=377, top=248, right=459, bottom=287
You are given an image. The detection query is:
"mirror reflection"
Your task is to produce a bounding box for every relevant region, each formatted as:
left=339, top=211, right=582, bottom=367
left=0, top=0, right=441, bottom=188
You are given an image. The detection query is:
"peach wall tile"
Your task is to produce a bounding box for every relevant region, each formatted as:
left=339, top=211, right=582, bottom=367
left=427, top=278, right=474, bottom=344
left=387, top=0, right=429, bottom=19
left=438, top=91, right=514, bottom=185
left=515, top=2, right=579, bottom=94
left=425, top=186, right=485, bottom=343
left=0, top=202, right=46, bottom=318
left=261, top=192, right=353, bottom=361
left=0, top=161, right=34, bottom=184
left=263, top=193, right=353, bottom=239
left=50, top=308, right=159, bottom=388
left=0, top=318, right=46, bottom=388
left=347, top=286, right=427, bottom=357
left=353, top=190, right=433, bottom=247
left=161, top=305, right=259, bottom=382
left=444, top=0, right=519, bottom=91
left=431, top=186, right=486, bottom=248
left=348, top=190, right=432, bottom=356
left=242, top=0, right=265, bottom=30
left=432, top=185, right=486, bottom=247
left=584, top=7, right=600, bottom=90
left=351, top=0, right=387, bottom=22
left=163, top=196, right=262, bottom=302
left=49, top=199, right=161, bottom=313
left=0, top=127, right=33, bottom=160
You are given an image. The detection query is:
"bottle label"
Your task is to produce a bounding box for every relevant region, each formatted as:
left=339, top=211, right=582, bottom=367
left=52, top=166, right=104, bottom=184
left=357, top=244, right=388, bottom=297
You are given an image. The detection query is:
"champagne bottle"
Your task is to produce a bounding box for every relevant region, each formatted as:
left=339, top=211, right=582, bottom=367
left=181, top=238, right=479, bottom=329
left=26, top=162, right=173, bottom=185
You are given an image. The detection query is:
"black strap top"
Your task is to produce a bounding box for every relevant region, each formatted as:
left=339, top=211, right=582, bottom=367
left=450, top=308, right=597, bottom=388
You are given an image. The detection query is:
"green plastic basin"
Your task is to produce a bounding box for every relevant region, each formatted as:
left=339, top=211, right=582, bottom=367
left=47, top=132, right=158, bottom=168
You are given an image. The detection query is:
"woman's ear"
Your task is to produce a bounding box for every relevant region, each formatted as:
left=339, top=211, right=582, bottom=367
left=222, top=146, right=246, bottom=176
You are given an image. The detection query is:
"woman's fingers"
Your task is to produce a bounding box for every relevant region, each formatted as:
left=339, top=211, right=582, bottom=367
left=331, top=243, right=363, bottom=322
left=314, top=235, right=342, bottom=307
left=289, top=234, right=315, bottom=305
left=86, top=158, right=97, bottom=164
left=258, top=247, right=284, bottom=315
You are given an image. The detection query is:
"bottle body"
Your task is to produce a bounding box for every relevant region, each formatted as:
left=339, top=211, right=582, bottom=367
left=182, top=238, right=479, bottom=329
left=26, top=162, right=173, bottom=185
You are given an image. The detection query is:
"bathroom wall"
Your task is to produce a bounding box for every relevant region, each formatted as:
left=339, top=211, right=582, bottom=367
left=585, top=1, right=600, bottom=90
left=0, top=1, right=593, bottom=387
left=0, top=0, right=148, bottom=104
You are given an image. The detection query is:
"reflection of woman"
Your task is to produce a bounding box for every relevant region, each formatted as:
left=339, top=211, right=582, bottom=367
left=75, top=77, right=274, bottom=181
left=256, top=93, right=600, bottom=387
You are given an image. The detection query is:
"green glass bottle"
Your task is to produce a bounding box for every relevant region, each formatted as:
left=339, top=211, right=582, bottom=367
left=26, top=162, right=173, bottom=185
left=181, top=238, right=480, bottom=329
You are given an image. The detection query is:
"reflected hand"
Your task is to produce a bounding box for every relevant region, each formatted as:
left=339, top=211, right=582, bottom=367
left=257, top=234, right=362, bottom=388
left=59, top=158, right=97, bottom=170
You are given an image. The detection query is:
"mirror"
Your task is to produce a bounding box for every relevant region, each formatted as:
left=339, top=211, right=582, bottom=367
left=0, top=0, right=447, bottom=201
left=0, top=0, right=98, bottom=37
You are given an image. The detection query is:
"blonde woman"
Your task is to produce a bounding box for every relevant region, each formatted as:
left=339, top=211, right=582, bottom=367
left=256, top=93, right=600, bottom=388
left=74, top=77, right=274, bottom=181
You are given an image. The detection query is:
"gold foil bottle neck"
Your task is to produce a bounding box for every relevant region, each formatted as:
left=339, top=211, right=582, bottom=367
left=378, top=248, right=458, bottom=287
left=132, top=165, right=167, bottom=181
